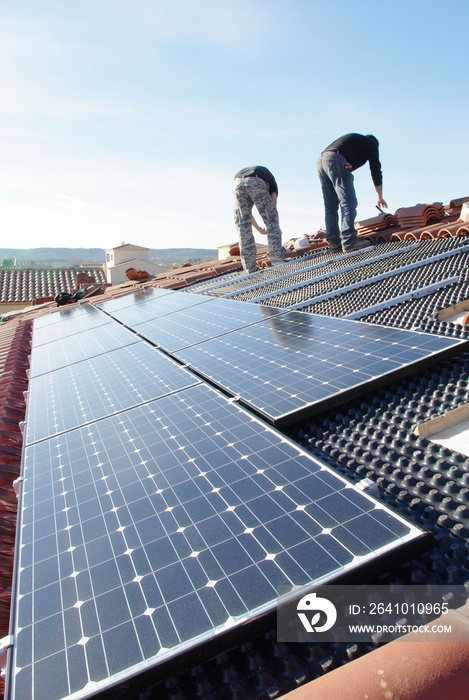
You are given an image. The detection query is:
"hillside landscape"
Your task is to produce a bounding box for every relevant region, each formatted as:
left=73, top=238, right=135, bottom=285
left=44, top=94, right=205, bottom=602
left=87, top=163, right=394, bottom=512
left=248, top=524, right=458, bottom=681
left=0, top=247, right=218, bottom=267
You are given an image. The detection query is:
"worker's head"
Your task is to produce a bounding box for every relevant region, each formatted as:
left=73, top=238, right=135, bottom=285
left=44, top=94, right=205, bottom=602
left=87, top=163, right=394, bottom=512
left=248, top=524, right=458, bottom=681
left=366, top=134, right=379, bottom=147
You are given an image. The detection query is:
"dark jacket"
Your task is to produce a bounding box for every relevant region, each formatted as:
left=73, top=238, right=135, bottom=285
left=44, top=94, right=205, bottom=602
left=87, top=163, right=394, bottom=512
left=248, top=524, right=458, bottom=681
left=324, top=133, right=383, bottom=187
left=235, top=166, right=278, bottom=195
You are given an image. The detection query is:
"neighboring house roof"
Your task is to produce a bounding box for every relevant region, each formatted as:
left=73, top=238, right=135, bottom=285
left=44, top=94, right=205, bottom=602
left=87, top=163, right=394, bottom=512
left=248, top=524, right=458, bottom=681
left=105, top=243, right=150, bottom=252
left=0, top=267, right=107, bottom=303
left=218, top=241, right=270, bottom=251
left=109, top=258, right=161, bottom=273
left=2, top=198, right=469, bottom=699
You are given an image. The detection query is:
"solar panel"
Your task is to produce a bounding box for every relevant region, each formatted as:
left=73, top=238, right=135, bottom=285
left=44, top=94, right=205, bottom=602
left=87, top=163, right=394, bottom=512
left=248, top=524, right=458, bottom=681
left=9, top=383, right=426, bottom=700
left=30, top=322, right=141, bottom=377
left=33, top=304, right=109, bottom=330
left=174, top=311, right=467, bottom=427
left=32, top=305, right=114, bottom=348
left=25, top=343, right=201, bottom=444
left=133, top=297, right=287, bottom=351
left=97, top=289, right=213, bottom=327
left=95, top=286, right=173, bottom=314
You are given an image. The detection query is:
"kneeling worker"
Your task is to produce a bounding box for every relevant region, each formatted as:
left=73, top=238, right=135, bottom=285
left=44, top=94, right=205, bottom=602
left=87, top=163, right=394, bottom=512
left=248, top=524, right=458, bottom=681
left=233, top=166, right=285, bottom=273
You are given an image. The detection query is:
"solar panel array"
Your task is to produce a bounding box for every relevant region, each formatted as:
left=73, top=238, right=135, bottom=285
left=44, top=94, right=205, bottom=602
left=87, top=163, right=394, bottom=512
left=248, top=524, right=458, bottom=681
left=11, top=384, right=425, bottom=700
left=131, top=297, right=286, bottom=351
left=103, top=287, right=211, bottom=327
left=32, top=305, right=115, bottom=348
left=100, top=290, right=466, bottom=428
left=25, top=343, right=201, bottom=444
left=175, top=310, right=465, bottom=426
left=30, top=322, right=141, bottom=377
left=8, top=290, right=461, bottom=699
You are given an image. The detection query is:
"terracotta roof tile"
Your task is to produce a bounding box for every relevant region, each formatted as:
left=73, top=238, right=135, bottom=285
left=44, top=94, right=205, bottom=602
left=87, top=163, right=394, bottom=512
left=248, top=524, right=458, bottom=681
left=125, top=267, right=150, bottom=281
left=0, top=266, right=107, bottom=303
left=357, top=229, right=395, bottom=244
left=455, top=224, right=469, bottom=238
left=355, top=212, right=399, bottom=233
left=395, top=202, right=445, bottom=228
left=285, top=241, right=328, bottom=257
left=283, top=604, right=469, bottom=700
left=0, top=318, right=31, bottom=678
left=449, top=196, right=469, bottom=210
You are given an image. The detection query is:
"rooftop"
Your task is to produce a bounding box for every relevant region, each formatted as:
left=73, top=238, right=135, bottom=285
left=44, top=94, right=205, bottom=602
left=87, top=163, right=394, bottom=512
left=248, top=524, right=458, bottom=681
left=0, top=267, right=107, bottom=305
left=2, top=198, right=469, bottom=700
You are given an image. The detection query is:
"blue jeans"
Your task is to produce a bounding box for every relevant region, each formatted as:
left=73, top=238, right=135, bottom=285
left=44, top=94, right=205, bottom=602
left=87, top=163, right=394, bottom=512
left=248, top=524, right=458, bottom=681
left=317, top=151, right=359, bottom=248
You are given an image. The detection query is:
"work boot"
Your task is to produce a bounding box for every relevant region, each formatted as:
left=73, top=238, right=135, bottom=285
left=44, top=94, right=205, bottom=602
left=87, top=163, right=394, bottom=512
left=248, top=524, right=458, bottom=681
left=343, top=238, right=372, bottom=253
left=269, top=257, right=286, bottom=267
left=326, top=237, right=342, bottom=252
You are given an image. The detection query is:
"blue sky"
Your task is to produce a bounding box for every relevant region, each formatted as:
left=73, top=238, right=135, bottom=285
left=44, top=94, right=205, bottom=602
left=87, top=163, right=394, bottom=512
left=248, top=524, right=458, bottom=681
left=1, top=0, right=468, bottom=251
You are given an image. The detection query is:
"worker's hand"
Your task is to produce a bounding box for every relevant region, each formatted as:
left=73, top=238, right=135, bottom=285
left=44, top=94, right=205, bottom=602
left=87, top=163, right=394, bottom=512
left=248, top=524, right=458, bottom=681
left=251, top=215, right=267, bottom=235
left=377, top=196, right=388, bottom=209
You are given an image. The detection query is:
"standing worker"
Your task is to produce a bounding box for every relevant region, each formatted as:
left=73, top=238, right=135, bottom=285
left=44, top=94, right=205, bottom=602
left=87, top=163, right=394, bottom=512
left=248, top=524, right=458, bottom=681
left=233, top=166, right=285, bottom=273
left=317, top=133, right=387, bottom=253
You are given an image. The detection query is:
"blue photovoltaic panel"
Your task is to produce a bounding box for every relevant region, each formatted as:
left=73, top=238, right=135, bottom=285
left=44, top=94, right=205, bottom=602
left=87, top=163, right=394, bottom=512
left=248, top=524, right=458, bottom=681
left=95, top=286, right=173, bottom=314
left=98, top=289, right=213, bottom=327
left=33, top=303, right=109, bottom=330
left=174, top=311, right=467, bottom=427
left=31, top=305, right=114, bottom=348
left=25, top=343, right=201, bottom=445
left=30, top=321, right=141, bottom=377
left=133, top=297, right=287, bottom=351
left=9, top=383, right=426, bottom=700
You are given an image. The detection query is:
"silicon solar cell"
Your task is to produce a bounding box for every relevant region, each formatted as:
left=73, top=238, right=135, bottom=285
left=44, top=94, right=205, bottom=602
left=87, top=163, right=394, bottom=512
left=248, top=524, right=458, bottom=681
left=33, top=303, right=109, bottom=330
left=133, top=297, right=287, bottom=351
left=97, top=288, right=213, bottom=327
left=174, top=311, right=467, bottom=427
left=9, top=383, right=427, bottom=700
left=30, top=322, right=141, bottom=377
left=95, top=286, right=173, bottom=314
left=24, top=343, right=201, bottom=444
left=32, top=305, right=115, bottom=348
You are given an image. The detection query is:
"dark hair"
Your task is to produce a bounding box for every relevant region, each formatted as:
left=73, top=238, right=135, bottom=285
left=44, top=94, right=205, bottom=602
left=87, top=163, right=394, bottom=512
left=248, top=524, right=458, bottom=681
left=366, top=134, right=379, bottom=146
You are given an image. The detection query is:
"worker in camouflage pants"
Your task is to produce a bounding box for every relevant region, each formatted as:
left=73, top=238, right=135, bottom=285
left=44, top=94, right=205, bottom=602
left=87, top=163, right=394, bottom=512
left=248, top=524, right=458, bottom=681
left=233, top=166, right=285, bottom=273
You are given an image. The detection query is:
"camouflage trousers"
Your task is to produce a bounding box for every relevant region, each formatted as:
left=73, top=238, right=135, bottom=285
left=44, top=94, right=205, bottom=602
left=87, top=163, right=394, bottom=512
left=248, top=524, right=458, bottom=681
left=233, top=176, right=284, bottom=273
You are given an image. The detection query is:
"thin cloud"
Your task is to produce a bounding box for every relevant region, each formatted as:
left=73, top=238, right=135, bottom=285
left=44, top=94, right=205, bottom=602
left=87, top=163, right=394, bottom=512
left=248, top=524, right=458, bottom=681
left=102, top=0, right=275, bottom=48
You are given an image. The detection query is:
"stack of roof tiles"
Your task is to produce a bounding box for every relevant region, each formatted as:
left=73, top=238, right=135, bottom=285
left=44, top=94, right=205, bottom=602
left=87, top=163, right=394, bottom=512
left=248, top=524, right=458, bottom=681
left=395, top=202, right=445, bottom=228
left=355, top=212, right=398, bottom=234
left=351, top=202, right=469, bottom=246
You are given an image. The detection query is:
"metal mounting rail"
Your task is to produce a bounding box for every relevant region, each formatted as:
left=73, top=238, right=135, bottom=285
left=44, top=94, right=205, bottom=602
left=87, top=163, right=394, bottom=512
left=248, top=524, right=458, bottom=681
left=227, top=244, right=423, bottom=303
left=219, top=246, right=383, bottom=298
left=189, top=270, right=250, bottom=294
left=282, top=243, right=469, bottom=311
left=201, top=243, right=413, bottom=298
left=190, top=251, right=324, bottom=295
left=342, top=276, right=460, bottom=319
left=193, top=251, right=322, bottom=299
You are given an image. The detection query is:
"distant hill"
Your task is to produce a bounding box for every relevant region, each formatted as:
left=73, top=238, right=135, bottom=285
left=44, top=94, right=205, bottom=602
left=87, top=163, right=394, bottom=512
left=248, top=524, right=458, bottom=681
left=0, top=248, right=218, bottom=267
